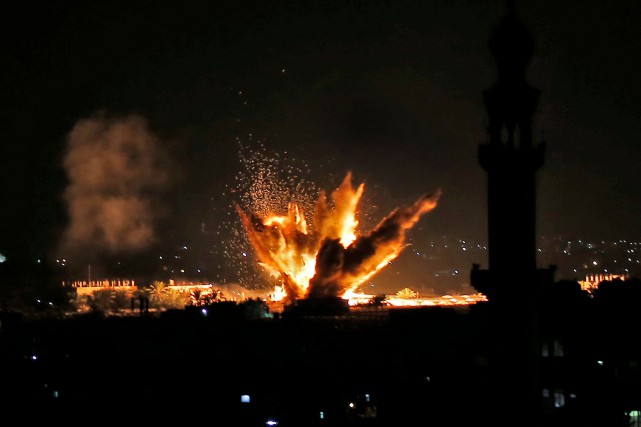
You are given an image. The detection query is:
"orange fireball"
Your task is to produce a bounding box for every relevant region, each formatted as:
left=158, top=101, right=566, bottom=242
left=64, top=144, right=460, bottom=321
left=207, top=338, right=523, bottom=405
left=235, top=172, right=441, bottom=304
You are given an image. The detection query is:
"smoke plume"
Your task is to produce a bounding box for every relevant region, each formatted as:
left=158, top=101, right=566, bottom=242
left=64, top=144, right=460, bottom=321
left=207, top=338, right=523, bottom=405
left=58, top=113, right=171, bottom=265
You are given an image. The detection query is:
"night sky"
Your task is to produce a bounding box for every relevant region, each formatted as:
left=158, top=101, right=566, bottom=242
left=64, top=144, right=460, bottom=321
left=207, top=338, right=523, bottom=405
left=2, top=0, right=641, bottom=291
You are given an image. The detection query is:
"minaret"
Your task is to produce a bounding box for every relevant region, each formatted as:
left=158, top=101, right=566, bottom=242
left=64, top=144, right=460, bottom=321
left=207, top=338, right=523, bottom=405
left=470, top=4, right=555, bottom=426
left=471, top=2, right=555, bottom=303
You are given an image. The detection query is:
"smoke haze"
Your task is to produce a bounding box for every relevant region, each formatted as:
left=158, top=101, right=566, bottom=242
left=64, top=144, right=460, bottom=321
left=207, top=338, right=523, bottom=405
left=58, top=113, right=172, bottom=269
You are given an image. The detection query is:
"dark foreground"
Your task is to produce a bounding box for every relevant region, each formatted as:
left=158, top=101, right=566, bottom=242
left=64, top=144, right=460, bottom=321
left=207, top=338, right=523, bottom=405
left=0, top=305, right=490, bottom=426
left=0, top=302, right=638, bottom=426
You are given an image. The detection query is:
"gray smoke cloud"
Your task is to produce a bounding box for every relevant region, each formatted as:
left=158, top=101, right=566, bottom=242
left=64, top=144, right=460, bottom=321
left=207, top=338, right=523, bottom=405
left=58, top=113, right=171, bottom=261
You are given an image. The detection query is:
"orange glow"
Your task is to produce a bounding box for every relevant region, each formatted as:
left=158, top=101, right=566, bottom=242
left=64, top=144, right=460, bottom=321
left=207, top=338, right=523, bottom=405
left=344, top=292, right=488, bottom=307
left=236, top=172, right=441, bottom=304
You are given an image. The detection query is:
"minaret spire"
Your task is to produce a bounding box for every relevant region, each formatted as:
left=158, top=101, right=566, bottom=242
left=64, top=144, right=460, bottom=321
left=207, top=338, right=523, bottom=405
left=485, top=1, right=538, bottom=149
left=471, top=2, right=554, bottom=302
left=470, top=6, right=556, bottom=426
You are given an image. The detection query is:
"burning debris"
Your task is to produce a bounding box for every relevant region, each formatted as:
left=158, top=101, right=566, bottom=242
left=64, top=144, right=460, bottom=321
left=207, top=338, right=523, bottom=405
left=235, top=172, right=441, bottom=304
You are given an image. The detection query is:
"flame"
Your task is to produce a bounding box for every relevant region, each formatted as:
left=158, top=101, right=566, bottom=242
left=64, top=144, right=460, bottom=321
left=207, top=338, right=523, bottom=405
left=271, top=285, right=287, bottom=302
left=235, top=172, right=441, bottom=304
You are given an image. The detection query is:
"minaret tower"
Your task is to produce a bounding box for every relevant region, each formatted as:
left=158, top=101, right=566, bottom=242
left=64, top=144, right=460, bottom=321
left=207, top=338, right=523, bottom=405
left=472, top=2, right=555, bottom=303
left=470, top=5, right=555, bottom=425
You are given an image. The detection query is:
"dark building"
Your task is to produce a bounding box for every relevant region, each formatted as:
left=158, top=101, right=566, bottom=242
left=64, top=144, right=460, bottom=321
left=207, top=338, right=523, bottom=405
left=470, top=2, right=555, bottom=306
left=471, top=5, right=641, bottom=427
left=469, top=3, right=557, bottom=426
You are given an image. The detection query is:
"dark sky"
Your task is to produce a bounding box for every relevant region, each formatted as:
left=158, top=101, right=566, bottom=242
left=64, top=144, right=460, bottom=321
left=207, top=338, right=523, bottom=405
left=2, top=0, right=641, bottom=288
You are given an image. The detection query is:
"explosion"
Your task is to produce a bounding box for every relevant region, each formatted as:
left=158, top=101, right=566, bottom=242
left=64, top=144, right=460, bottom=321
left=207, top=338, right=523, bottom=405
left=235, top=172, right=441, bottom=304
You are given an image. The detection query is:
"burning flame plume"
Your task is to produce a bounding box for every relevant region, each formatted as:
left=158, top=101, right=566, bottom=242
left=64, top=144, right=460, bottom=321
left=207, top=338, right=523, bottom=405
left=235, top=172, right=441, bottom=304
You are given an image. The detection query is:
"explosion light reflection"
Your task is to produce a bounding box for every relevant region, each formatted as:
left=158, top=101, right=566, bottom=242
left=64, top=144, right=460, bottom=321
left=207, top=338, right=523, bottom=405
left=344, top=292, right=488, bottom=307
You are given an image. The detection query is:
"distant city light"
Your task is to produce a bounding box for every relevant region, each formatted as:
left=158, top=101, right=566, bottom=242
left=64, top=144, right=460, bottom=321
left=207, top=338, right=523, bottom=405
left=554, top=390, right=565, bottom=408
left=241, top=394, right=250, bottom=403
left=0, top=253, right=5, bottom=263
left=266, top=421, right=278, bottom=426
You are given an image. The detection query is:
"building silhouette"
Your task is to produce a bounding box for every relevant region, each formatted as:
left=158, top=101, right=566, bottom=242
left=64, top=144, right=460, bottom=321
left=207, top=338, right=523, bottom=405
left=471, top=1, right=555, bottom=309
left=471, top=5, right=641, bottom=427
left=469, top=3, right=556, bottom=426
